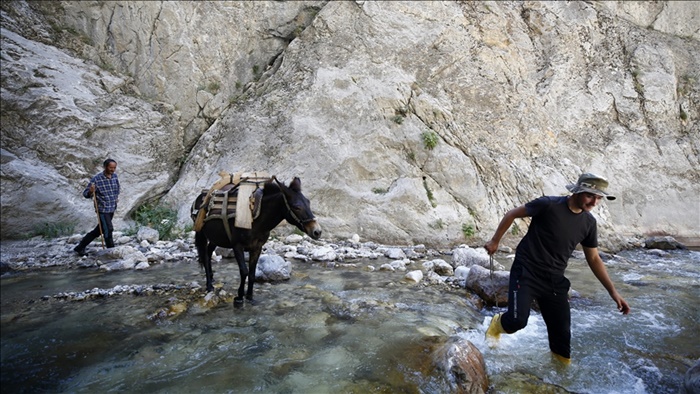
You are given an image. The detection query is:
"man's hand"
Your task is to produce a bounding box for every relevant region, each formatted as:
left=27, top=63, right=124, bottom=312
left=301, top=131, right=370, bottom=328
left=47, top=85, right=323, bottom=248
left=613, top=292, right=631, bottom=315
left=484, top=206, right=529, bottom=256
left=484, top=240, right=499, bottom=255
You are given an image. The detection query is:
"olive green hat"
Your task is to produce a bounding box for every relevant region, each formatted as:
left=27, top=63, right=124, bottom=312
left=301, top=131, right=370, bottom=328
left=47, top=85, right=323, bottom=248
left=566, top=173, right=616, bottom=200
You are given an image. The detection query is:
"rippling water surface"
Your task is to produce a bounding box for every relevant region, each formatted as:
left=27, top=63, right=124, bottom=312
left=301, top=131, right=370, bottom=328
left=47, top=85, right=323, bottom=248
left=1, top=248, right=698, bottom=393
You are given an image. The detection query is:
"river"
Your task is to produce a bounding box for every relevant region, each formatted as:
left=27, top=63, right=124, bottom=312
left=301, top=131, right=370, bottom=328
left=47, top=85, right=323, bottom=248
left=1, top=242, right=698, bottom=393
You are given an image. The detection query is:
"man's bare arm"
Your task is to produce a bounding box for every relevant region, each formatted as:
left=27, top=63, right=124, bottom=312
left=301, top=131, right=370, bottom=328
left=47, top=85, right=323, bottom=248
left=583, top=246, right=630, bottom=315
left=484, top=205, right=529, bottom=255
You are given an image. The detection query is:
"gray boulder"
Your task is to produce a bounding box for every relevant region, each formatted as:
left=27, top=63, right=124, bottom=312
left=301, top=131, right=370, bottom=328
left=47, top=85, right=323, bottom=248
left=643, top=236, right=686, bottom=250
left=255, top=255, right=292, bottom=282
left=465, top=265, right=510, bottom=307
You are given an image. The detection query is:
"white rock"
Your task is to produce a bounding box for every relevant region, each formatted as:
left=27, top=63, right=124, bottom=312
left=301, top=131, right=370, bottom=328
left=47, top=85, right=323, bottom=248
left=255, top=255, right=292, bottom=281
left=405, top=270, right=423, bottom=283
left=311, top=246, right=337, bottom=261
left=285, top=234, right=304, bottom=244
left=137, top=227, right=160, bottom=243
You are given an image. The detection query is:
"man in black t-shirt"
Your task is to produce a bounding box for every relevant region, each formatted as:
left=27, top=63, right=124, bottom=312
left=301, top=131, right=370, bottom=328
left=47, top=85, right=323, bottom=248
left=484, top=173, right=630, bottom=365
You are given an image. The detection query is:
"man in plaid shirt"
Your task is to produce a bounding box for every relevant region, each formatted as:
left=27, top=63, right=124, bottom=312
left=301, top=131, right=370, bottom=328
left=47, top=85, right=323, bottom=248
left=74, top=159, right=120, bottom=255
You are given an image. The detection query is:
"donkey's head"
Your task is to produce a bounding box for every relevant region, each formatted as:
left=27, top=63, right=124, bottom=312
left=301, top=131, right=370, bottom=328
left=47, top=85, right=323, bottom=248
left=275, top=177, right=322, bottom=240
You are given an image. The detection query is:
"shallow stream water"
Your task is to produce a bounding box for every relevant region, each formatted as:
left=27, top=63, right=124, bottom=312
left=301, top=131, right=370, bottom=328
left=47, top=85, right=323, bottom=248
left=1, top=247, right=698, bottom=393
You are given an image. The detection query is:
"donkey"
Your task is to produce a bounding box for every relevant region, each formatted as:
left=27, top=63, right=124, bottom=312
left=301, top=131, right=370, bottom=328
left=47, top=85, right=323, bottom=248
left=191, top=177, right=321, bottom=306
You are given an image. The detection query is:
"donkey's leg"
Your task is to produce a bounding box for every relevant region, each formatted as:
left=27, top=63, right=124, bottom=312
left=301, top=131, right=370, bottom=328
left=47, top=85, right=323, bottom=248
left=206, top=242, right=216, bottom=287
left=231, top=246, right=248, bottom=306
left=195, top=231, right=216, bottom=292
left=245, top=247, right=263, bottom=303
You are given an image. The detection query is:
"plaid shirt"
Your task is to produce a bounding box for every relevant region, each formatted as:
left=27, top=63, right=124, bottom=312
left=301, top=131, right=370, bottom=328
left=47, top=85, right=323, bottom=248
left=83, top=172, right=120, bottom=213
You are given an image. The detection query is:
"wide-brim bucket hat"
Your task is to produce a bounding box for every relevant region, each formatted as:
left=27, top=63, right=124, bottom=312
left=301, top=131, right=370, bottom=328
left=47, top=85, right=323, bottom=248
left=566, top=173, right=616, bottom=200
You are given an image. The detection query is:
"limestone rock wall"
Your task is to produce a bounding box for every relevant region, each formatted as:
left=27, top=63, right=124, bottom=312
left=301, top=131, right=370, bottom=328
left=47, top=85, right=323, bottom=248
left=1, top=1, right=698, bottom=247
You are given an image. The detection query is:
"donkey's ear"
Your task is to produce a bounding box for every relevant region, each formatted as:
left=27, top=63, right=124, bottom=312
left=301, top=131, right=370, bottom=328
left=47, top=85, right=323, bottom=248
left=289, top=177, right=301, bottom=192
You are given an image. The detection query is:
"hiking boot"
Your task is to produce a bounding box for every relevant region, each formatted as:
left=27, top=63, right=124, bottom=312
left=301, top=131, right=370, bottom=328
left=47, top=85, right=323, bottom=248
left=551, top=352, right=571, bottom=366
left=73, top=246, right=87, bottom=256
left=485, top=313, right=505, bottom=347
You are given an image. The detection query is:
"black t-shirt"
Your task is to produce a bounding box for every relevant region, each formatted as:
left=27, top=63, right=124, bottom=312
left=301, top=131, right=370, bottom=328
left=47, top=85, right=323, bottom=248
left=515, top=196, right=598, bottom=276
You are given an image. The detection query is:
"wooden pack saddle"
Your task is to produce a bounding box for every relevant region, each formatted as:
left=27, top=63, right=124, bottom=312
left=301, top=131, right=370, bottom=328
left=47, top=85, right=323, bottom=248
left=193, top=171, right=270, bottom=237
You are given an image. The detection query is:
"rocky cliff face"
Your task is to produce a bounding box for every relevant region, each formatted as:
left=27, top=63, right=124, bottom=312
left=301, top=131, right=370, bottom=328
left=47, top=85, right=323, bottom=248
left=1, top=1, right=698, bottom=248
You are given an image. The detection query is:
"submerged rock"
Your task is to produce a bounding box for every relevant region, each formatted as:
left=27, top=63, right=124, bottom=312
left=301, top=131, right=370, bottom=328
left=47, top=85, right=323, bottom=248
left=643, top=236, right=686, bottom=250
left=490, top=371, right=570, bottom=394
left=681, top=359, right=700, bottom=394
left=432, top=336, right=488, bottom=394
left=465, top=265, right=509, bottom=307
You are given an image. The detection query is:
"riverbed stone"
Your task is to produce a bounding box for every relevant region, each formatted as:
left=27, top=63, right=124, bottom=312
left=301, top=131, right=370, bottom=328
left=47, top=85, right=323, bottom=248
left=432, top=336, right=488, bottom=394
left=646, top=249, right=671, bottom=257
left=385, top=248, right=407, bottom=260
left=285, top=234, right=304, bottom=244
left=465, top=265, right=510, bottom=307
left=256, top=255, right=292, bottom=282
left=405, top=270, right=424, bottom=283
left=681, top=359, right=700, bottom=394
left=96, top=245, right=148, bottom=263
left=425, top=271, right=446, bottom=285
left=101, top=259, right=137, bottom=271
left=311, top=246, right=337, bottom=261
left=432, top=259, right=455, bottom=276
left=116, top=236, right=132, bottom=244
left=390, top=259, right=409, bottom=271
left=454, top=266, right=470, bottom=280
left=452, top=246, right=491, bottom=269
left=137, top=227, right=160, bottom=243
left=491, top=371, right=570, bottom=393
left=644, top=236, right=686, bottom=250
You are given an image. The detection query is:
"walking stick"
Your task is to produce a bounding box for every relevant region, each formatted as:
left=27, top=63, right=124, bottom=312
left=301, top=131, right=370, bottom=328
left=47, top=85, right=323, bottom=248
left=92, top=190, right=106, bottom=249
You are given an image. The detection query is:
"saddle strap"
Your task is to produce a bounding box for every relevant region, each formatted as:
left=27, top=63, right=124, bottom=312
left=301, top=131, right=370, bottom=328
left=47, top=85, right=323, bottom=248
left=220, top=189, right=234, bottom=243
left=251, top=187, right=264, bottom=220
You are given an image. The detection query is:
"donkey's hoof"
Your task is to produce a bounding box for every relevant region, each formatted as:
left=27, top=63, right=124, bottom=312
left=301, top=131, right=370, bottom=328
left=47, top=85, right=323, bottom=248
left=233, top=297, right=245, bottom=307
left=246, top=297, right=257, bottom=306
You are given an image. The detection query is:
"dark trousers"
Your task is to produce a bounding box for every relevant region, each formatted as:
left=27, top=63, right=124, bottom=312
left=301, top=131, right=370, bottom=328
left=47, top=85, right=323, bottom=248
left=76, top=212, right=115, bottom=249
left=500, top=260, right=572, bottom=358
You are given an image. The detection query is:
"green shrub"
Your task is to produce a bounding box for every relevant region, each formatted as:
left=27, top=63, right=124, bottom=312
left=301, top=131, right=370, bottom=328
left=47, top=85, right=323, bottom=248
left=406, top=150, right=416, bottom=162
left=429, top=219, right=444, bottom=230
left=372, top=187, right=388, bottom=194
left=462, top=223, right=475, bottom=238
left=423, top=178, right=436, bottom=208
left=133, top=203, right=179, bottom=240
left=422, top=131, right=439, bottom=150
left=207, top=81, right=220, bottom=93
left=30, top=222, right=75, bottom=239
left=511, top=224, right=520, bottom=236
